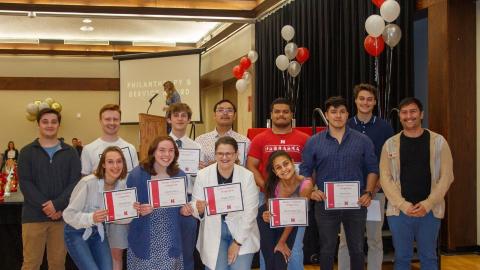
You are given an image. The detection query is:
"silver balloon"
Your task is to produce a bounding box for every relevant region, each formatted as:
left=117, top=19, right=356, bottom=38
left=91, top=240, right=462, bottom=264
left=284, top=42, right=298, bottom=60
left=242, top=71, right=251, bottom=83
left=287, top=61, right=301, bottom=77
left=382, top=24, right=402, bottom=48
left=235, top=79, right=248, bottom=93
left=26, top=102, right=38, bottom=115
left=247, top=50, right=258, bottom=63
left=275, top=55, right=289, bottom=71
left=281, top=25, right=295, bottom=41
left=39, top=102, right=50, bottom=110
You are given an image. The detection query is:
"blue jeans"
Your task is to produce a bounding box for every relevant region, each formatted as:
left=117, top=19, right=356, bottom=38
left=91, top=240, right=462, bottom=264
left=205, top=220, right=254, bottom=270
left=182, top=194, right=198, bottom=270
left=64, top=224, right=112, bottom=270
left=288, top=226, right=305, bottom=270
left=314, top=202, right=367, bottom=270
left=388, top=212, right=440, bottom=270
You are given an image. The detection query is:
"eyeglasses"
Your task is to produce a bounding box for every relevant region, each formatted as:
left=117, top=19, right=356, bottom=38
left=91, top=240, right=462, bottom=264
left=215, top=152, right=236, bottom=158
left=215, top=108, right=235, bottom=114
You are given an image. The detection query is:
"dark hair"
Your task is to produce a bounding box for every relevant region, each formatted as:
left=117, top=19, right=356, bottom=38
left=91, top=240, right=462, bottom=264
left=398, top=97, right=423, bottom=111
left=37, top=108, right=61, bottom=123
left=214, top=136, right=238, bottom=152
left=324, top=96, right=348, bottom=112
left=7, top=141, right=15, bottom=150
left=99, top=104, right=121, bottom=119
left=270, top=98, right=294, bottom=113
left=163, top=81, right=177, bottom=100
left=265, top=151, right=294, bottom=200
left=166, top=102, right=192, bottom=120
left=353, top=83, right=378, bottom=100
left=213, top=99, right=237, bottom=113
left=140, top=136, right=180, bottom=176
left=94, top=146, right=128, bottom=180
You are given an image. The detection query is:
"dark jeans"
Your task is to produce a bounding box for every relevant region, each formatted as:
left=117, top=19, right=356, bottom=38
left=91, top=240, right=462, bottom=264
left=64, top=224, right=112, bottom=270
left=257, top=204, right=297, bottom=270
left=182, top=194, right=198, bottom=270
left=314, top=202, right=367, bottom=270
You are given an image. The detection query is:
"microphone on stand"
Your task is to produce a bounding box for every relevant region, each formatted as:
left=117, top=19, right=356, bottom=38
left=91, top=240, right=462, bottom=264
left=312, top=108, right=328, bottom=135
left=146, top=93, right=159, bottom=114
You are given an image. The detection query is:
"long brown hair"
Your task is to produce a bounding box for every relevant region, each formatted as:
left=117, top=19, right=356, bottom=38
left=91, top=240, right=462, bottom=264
left=140, top=136, right=180, bottom=176
left=163, top=81, right=176, bottom=100
left=94, top=146, right=128, bottom=180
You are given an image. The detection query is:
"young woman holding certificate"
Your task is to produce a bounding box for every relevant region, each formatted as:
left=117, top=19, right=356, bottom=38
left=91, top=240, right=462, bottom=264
left=258, top=150, right=313, bottom=270
left=126, top=136, right=188, bottom=270
left=183, top=136, right=259, bottom=270
left=63, top=146, right=129, bottom=270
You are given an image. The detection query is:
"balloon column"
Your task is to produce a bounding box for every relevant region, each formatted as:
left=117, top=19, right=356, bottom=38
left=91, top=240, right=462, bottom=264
left=25, top=98, right=63, bottom=121
left=364, top=0, right=402, bottom=119
left=275, top=25, right=310, bottom=114
left=233, top=50, right=258, bottom=93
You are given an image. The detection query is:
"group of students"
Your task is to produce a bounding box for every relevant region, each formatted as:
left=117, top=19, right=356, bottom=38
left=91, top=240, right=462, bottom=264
left=16, top=83, right=453, bottom=270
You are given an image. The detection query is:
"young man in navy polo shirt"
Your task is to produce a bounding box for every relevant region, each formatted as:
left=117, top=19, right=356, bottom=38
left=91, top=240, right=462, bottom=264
left=338, top=84, right=394, bottom=270
left=300, top=96, right=379, bottom=270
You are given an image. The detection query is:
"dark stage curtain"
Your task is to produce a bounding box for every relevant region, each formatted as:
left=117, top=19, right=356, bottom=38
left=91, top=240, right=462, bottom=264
left=254, top=0, right=415, bottom=128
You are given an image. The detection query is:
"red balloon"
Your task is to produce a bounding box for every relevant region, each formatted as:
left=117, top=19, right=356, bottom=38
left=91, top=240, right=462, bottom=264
left=296, top=47, right=310, bottom=64
left=372, top=0, right=385, bottom=8
left=232, top=65, right=245, bottom=79
left=239, top=56, right=252, bottom=70
left=364, top=35, right=385, bottom=57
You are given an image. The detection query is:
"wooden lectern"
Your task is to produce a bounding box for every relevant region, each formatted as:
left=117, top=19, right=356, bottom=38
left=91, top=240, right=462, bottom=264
left=138, top=113, right=167, bottom=161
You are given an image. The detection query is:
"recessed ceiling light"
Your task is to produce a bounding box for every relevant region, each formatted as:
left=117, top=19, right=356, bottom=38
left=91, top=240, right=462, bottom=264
left=80, top=25, right=94, bottom=32
left=82, top=18, right=92, bottom=23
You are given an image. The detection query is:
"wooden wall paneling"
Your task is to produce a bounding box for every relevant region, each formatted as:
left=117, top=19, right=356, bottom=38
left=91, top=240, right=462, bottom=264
left=428, top=0, right=476, bottom=249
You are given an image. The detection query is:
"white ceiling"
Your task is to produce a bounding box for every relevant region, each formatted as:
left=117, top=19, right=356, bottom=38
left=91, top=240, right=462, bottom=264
left=0, top=14, right=221, bottom=44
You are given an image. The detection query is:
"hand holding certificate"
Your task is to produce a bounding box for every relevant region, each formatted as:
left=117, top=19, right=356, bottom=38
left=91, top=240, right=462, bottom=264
left=178, top=149, right=201, bottom=174
left=269, top=198, right=308, bottom=228
left=148, top=177, right=187, bottom=208
left=103, top=188, right=139, bottom=223
left=324, top=181, right=360, bottom=210
left=204, top=183, right=244, bottom=216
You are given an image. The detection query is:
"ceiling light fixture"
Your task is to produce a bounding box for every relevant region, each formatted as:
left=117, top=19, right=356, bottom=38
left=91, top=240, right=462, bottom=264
left=64, top=39, right=109, bottom=45
left=82, top=18, right=92, bottom=23
left=80, top=25, right=94, bottom=32
left=132, top=41, right=176, bottom=47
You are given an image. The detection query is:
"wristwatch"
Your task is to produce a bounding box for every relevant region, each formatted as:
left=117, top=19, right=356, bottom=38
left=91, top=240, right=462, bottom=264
left=362, top=191, right=373, bottom=198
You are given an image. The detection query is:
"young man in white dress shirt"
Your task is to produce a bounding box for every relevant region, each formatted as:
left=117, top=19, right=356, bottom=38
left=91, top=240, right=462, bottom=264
left=81, top=104, right=139, bottom=270
left=167, top=102, right=203, bottom=270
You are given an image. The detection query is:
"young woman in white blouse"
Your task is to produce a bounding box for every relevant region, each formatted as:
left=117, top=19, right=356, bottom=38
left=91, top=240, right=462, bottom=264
left=183, top=136, right=260, bottom=270
left=63, top=146, right=130, bottom=270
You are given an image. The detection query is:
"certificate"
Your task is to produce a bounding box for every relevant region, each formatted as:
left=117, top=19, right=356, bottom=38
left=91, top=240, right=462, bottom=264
left=148, top=177, right=187, bottom=208
left=269, top=198, right=308, bottom=228
left=204, top=183, right=244, bottom=216
left=178, top=148, right=201, bottom=174
left=237, top=142, right=246, bottom=166
left=103, top=188, right=138, bottom=223
left=324, top=181, right=360, bottom=210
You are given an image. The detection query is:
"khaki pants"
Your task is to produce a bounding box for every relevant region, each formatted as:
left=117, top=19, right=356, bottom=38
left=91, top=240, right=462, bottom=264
left=22, top=221, right=66, bottom=270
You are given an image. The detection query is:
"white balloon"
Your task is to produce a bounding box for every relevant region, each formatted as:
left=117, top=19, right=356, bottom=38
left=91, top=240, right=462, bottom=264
left=380, top=0, right=401, bottom=23
left=242, top=71, right=251, bottom=83
left=284, top=42, right=298, bottom=60
left=236, top=79, right=248, bottom=92
left=287, top=61, right=301, bottom=77
left=365, top=14, right=385, bottom=37
left=26, top=102, right=38, bottom=115
left=39, top=102, right=50, bottom=110
left=275, top=55, right=290, bottom=71
left=281, top=25, right=295, bottom=41
left=247, top=50, right=258, bottom=63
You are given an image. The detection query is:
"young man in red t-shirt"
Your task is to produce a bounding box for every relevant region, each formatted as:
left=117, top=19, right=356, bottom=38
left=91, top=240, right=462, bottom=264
left=246, top=97, right=309, bottom=270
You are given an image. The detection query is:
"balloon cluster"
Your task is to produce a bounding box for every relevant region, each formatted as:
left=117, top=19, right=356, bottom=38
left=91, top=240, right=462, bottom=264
left=232, top=50, right=258, bottom=92
left=25, top=98, right=63, bottom=121
left=364, top=0, right=402, bottom=57
left=275, top=25, right=310, bottom=77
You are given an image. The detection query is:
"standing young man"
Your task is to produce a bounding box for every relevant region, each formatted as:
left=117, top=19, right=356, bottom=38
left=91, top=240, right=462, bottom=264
left=338, top=84, right=394, bottom=270
left=166, top=102, right=203, bottom=270
left=18, top=108, right=81, bottom=270
left=195, top=99, right=250, bottom=165
left=81, top=104, right=139, bottom=270
left=380, top=98, right=453, bottom=270
left=300, top=96, right=379, bottom=270
left=246, top=97, right=309, bottom=270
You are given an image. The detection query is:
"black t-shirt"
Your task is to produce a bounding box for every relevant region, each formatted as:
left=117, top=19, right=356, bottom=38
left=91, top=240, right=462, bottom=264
left=400, top=130, right=431, bottom=204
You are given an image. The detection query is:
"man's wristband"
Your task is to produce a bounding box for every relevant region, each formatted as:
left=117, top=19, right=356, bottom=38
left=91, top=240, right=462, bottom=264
left=362, top=191, right=373, bottom=198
